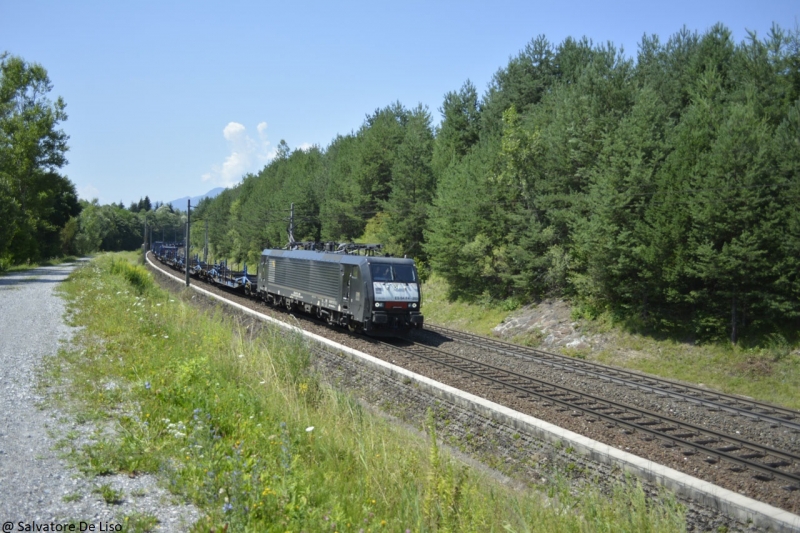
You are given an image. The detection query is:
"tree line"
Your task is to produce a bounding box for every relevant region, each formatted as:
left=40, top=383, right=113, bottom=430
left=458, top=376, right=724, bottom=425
left=194, top=24, right=800, bottom=343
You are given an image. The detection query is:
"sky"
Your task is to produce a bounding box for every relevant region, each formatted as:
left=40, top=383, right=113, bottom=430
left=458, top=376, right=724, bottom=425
left=2, top=0, right=798, bottom=206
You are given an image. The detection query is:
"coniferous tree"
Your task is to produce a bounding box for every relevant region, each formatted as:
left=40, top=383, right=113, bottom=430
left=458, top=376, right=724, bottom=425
left=354, top=103, right=408, bottom=212
left=320, top=134, right=367, bottom=241
left=432, top=80, right=481, bottom=179
left=382, top=104, right=435, bottom=258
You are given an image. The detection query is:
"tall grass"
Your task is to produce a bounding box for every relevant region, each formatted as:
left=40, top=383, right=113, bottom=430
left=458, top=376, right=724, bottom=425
left=50, top=252, right=685, bottom=532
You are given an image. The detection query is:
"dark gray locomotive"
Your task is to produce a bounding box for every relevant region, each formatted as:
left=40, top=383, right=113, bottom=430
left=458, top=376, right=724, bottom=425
left=256, top=248, right=423, bottom=334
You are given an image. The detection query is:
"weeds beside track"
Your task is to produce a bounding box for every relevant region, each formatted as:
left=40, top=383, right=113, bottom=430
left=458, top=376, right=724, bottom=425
left=47, top=253, right=686, bottom=532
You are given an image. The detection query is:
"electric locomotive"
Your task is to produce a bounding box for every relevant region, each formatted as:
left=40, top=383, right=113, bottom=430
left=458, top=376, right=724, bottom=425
left=256, top=247, right=423, bottom=335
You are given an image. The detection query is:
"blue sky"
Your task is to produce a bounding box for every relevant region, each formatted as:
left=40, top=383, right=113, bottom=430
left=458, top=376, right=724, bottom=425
left=2, top=0, right=797, bottom=205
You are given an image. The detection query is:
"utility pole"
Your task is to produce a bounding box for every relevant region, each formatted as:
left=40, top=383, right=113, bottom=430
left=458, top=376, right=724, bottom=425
left=288, top=202, right=295, bottom=247
left=142, top=216, right=147, bottom=264
left=185, top=199, right=191, bottom=287
left=204, top=219, right=208, bottom=264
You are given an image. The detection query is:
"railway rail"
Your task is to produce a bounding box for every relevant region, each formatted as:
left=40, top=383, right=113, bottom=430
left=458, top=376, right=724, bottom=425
left=373, top=338, right=800, bottom=491
left=424, top=324, right=800, bottom=433
left=146, top=252, right=800, bottom=520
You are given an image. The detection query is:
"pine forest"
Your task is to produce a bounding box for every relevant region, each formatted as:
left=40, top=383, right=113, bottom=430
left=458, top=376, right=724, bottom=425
left=3, top=24, right=800, bottom=343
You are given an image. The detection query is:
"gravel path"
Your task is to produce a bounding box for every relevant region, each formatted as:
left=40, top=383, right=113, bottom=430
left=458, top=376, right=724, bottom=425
left=0, top=261, right=199, bottom=531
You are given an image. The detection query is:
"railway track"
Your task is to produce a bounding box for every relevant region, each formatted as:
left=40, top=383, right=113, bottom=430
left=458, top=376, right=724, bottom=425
left=147, top=253, right=800, bottom=518
left=425, top=324, right=800, bottom=433
left=375, top=337, right=800, bottom=492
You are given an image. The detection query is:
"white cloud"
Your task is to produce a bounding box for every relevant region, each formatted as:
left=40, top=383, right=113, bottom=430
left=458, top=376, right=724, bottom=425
left=223, top=122, right=246, bottom=141
left=202, top=121, right=276, bottom=187
left=298, top=142, right=313, bottom=152
left=78, top=183, right=100, bottom=202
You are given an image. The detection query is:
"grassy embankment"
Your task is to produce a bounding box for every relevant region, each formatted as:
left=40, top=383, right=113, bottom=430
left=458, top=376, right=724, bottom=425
left=421, top=274, right=800, bottom=410
left=45, top=252, right=685, bottom=532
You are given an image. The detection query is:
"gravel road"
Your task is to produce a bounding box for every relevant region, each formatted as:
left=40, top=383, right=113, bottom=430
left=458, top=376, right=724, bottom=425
left=0, top=261, right=198, bottom=531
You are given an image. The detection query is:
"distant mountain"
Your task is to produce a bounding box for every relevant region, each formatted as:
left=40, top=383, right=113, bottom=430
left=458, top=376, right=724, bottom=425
left=165, top=187, right=225, bottom=209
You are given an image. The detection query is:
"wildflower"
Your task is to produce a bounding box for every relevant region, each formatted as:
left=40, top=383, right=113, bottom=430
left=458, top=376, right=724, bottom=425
left=238, top=353, right=244, bottom=358
left=223, top=502, right=233, bottom=513
left=144, top=382, right=151, bottom=390
left=306, top=426, right=314, bottom=432
left=164, top=335, right=169, bottom=339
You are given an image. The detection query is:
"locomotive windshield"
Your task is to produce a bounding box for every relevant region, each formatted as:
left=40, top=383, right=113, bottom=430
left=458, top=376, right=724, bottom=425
left=370, top=264, right=417, bottom=283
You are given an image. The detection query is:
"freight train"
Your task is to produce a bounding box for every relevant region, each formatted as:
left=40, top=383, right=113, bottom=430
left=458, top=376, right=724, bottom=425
left=152, top=241, right=423, bottom=336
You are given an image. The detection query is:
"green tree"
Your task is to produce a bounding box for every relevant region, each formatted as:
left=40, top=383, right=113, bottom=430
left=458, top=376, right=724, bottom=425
left=354, top=102, right=408, bottom=211
left=572, top=86, right=671, bottom=318
left=480, top=35, right=557, bottom=138
left=320, top=134, right=368, bottom=241
left=382, top=104, right=436, bottom=258
left=425, top=140, right=499, bottom=296
left=432, top=80, right=481, bottom=178
left=0, top=53, right=73, bottom=263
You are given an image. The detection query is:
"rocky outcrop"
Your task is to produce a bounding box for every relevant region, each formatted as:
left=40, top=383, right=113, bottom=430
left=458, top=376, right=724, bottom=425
left=492, top=300, right=601, bottom=353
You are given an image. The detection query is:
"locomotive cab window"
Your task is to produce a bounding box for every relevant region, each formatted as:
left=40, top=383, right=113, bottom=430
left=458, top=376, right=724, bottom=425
left=370, top=264, right=417, bottom=283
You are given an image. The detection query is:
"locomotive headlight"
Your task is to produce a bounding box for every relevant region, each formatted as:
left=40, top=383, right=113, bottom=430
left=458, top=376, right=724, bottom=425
left=411, top=302, right=417, bottom=309
left=375, top=302, right=384, bottom=308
